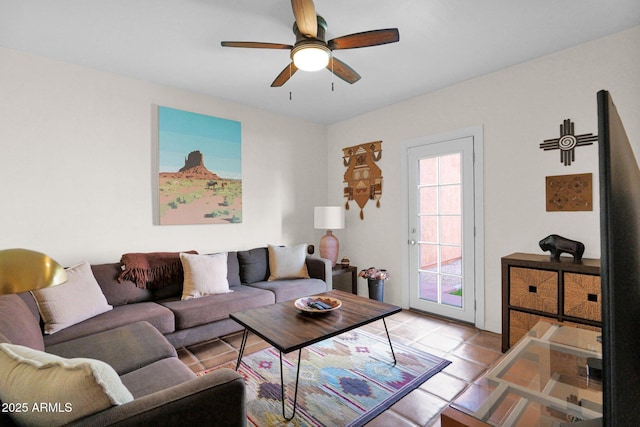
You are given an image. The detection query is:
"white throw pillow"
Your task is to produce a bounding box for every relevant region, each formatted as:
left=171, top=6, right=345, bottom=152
left=267, top=244, right=310, bottom=281
left=0, top=343, right=133, bottom=426
left=180, top=252, right=232, bottom=300
left=31, top=261, right=112, bottom=334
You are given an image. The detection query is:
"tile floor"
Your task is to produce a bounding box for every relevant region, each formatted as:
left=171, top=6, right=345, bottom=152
left=177, top=309, right=502, bottom=427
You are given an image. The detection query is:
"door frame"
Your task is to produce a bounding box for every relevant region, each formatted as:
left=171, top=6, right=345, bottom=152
left=400, top=126, right=485, bottom=328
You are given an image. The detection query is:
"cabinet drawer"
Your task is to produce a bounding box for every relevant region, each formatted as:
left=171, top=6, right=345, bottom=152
left=509, top=267, right=558, bottom=313
left=509, top=311, right=558, bottom=348
left=564, top=273, right=602, bottom=322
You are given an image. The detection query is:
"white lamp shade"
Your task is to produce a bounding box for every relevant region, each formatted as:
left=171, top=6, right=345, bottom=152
left=314, top=206, right=345, bottom=230
left=292, top=46, right=330, bottom=72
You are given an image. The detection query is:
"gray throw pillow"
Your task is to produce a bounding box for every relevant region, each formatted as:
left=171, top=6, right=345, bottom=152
left=237, top=247, right=269, bottom=284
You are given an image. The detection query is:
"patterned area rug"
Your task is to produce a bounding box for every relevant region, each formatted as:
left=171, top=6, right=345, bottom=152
left=198, top=328, right=451, bottom=426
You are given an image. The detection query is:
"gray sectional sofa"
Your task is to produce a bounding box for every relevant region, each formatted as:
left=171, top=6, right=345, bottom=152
left=22, top=248, right=331, bottom=349
left=0, top=247, right=331, bottom=426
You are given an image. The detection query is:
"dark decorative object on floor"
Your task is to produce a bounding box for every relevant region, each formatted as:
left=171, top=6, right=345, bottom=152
left=539, top=234, right=585, bottom=262
left=367, top=279, right=384, bottom=301
left=359, top=267, right=389, bottom=301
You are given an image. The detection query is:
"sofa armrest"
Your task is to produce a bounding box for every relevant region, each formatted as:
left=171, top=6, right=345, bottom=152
left=306, top=256, right=332, bottom=291
left=69, top=368, right=246, bottom=427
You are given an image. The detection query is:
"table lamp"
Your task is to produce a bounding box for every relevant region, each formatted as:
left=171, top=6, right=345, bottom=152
left=0, top=248, right=68, bottom=295
left=314, top=206, right=345, bottom=267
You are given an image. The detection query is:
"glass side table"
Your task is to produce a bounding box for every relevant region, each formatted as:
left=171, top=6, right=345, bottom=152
left=445, top=321, right=602, bottom=426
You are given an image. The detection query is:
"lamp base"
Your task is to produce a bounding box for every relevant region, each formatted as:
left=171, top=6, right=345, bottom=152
left=319, top=230, right=339, bottom=267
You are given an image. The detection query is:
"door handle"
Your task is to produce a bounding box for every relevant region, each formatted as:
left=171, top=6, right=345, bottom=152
left=409, top=240, right=416, bottom=245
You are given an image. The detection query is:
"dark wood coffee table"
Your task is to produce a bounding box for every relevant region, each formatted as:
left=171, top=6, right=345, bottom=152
left=229, top=289, right=401, bottom=421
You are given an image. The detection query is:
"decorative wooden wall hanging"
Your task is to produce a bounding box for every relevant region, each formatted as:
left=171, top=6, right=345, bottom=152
left=545, top=173, right=593, bottom=211
left=343, top=141, right=383, bottom=220
left=540, top=119, right=597, bottom=166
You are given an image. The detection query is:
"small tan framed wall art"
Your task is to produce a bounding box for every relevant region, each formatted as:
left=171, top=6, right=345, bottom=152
left=545, top=173, right=593, bottom=212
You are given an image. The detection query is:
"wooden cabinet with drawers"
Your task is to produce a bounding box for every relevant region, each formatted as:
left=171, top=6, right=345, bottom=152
left=501, top=253, right=601, bottom=352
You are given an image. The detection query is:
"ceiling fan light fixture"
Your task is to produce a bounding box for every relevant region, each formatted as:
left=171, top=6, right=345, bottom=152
left=292, top=44, right=330, bottom=72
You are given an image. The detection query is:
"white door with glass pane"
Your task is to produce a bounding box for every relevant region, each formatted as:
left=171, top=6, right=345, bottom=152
left=408, top=136, right=476, bottom=323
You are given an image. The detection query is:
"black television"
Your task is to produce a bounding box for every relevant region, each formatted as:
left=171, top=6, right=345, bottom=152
left=598, top=90, right=640, bottom=425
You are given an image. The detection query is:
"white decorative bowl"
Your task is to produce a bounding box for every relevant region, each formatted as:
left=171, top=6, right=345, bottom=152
left=295, top=296, right=342, bottom=314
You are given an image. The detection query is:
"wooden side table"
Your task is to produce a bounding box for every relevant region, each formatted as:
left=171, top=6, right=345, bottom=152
left=332, top=265, right=357, bottom=294
left=501, top=253, right=601, bottom=352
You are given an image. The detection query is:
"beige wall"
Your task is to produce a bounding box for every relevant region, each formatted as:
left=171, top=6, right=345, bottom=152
left=0, top=47, right=328, bottom=266
left=327, top=26, right=640, bottom=333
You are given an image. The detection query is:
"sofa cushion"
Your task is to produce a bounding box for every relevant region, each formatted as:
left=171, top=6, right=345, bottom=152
left=237, top=247, right=269, bottom=284
left=0, top=294, right=44, bottom=351
left=120, top=357, right=196, bottom=398
left=159, top=285, right=275, bottom=330
left=267, top=244, right=310, bottom=281
left=226, top=251, right=241, bottom=287
left=46, top=321, right=177, bottom=376
left=43, top=302, right=175, bottom=347
left=246, top=278, right=327, bottom=303
left=180, top=252, right=232, bottom=300
left=92, top=263, right=153, bottom=306
left=31, top=261, right=113, bottom=334
left=164, top=318, right=245, bottom=349
left=0, top=343, right=133, bottom=426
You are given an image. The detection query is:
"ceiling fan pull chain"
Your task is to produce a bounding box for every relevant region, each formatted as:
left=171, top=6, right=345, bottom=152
left=331, top=53, right=335, bottom=92
left=289, top=63, right=294, bottom=100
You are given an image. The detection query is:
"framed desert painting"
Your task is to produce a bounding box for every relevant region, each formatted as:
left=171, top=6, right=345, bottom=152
left=158, top=106, right=242, bottom=225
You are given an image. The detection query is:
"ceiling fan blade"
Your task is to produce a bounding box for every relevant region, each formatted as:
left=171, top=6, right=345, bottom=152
left=291, top=0, right=317, bottom=38
left=221, top=41, right=293, bottom=50
left=271, top=63, right=299, bottom=87
left=328, top=28, right=399, bottom=50
left=327, top=57, right=361, bottom=84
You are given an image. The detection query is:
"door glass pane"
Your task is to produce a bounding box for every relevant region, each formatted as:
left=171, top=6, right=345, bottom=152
left=419, top=243, right=438, bottom=272
left=440, top=216, right=461, bottom=245
left=419, top=158, right=438, bottom=185
left=419, top=271, right=438, bottom=302
left=420, top=187, right=438, bottom=214
left=441, top=245, right=462, bottom=275
left=420, top=216, right=437, bottom=242
left=439, top=185, right=461, bottom=214
left=441, top=274, right=462, bottom=307
left=439, top=154, right=461, bottom=184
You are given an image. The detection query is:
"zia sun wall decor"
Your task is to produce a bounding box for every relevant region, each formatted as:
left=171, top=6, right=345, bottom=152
left=539, top=118, right=597, bottom=166
left=343, top=141, right=383, bottom=220
left=158, top=106, right=242, bottom=225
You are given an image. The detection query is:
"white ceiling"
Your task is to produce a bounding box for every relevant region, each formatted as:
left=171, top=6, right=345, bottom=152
left=1, top=0, right=639, bottom=124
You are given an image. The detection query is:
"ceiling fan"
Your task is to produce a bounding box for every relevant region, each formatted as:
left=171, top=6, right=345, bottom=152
left=221, top=0, right=399, bottom=87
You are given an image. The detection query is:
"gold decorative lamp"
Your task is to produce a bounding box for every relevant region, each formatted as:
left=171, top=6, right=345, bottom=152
left=314, top=206, right=345, bottom=267
left=0, top=248, right=67, bottom=295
